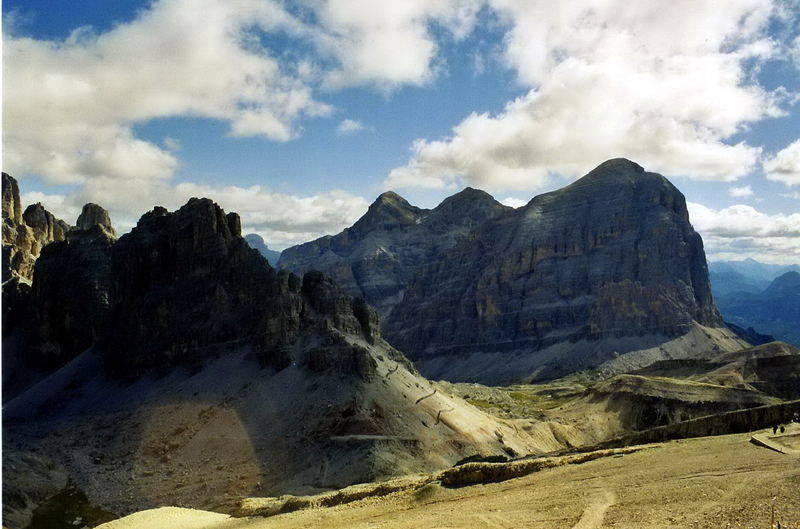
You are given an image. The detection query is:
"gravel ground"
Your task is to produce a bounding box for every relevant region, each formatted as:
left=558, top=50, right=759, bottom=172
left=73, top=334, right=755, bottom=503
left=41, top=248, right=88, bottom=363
left=100, top=426, right=800, bottom=529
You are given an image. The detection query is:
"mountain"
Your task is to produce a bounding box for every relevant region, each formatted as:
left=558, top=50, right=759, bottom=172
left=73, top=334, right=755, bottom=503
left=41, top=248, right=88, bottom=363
left=715, top=271, right=800, bottom=347
left=708, top=258, right=800, bottom=305
left=244, top=233, right=281, bottom=264
left=710, top=258, right=800, bottom=285
left=377, top=159, right=744, bottom=383
left=2, top=173, right=70, bottom=282
left=3, top=197, right=546, bottom=524
left=279, top=188, right=510, bottom=318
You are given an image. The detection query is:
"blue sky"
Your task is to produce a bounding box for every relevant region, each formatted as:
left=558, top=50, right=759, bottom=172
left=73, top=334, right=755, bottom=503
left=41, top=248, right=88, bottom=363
left=3, top=0, right=800, bottom=263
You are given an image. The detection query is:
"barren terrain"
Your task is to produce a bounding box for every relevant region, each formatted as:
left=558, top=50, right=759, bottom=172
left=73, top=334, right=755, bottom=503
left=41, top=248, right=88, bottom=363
left=99, top=426, right=800, bottom=529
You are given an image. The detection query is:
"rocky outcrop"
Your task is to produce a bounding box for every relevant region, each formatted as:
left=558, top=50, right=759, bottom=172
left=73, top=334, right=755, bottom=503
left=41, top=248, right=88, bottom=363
left=279, top=187, right=509, bottom=317
left=2, top=173, right=70, bottom=282
left=378, top=159, right=736, bottom=382
left=98, top=198, right=381, bottom=376
left=77, top=203, right=116, bottom=237
left=244, top=233, right=281, bottom=264
left=25, top=223, right=116, bottom=370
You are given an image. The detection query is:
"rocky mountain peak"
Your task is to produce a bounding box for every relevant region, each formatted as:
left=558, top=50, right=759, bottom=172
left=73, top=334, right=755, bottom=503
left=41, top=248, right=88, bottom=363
left=431, top=187, right=509, bottom=224
left=2, top=172, right=22, bottom=224
left=352, top=191, right=421, bottom=233
left=76, top=203, right=116, bottom=237
left=2, top=174, right=70, bottom=282
left=765, top=270, right=800, bottom=295
left=22, top=203, right=70, bottom=243
left=382, top=159, right=734, bottom=382
left=280, top=187, right=510, bottom=318
left=244, top=233, right=281, bottom=264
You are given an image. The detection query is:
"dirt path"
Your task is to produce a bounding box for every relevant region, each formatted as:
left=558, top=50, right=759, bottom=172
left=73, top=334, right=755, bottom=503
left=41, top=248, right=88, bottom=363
left=99, top=430, right=800, bottom=529
left=571, top=490, right=616, bottom=529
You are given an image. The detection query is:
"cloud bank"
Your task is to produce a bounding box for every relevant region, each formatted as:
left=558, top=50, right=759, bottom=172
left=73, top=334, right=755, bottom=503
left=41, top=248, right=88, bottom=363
left=387, top=0, right=785, bottom=192
left=3, top=0, right=798, bottom=253
left=689, top=202, right=800, bottom=264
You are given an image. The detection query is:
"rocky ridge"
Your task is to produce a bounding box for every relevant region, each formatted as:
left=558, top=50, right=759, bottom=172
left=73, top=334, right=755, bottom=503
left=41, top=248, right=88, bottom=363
left=2, top=173, right=70, bottom=282
left=279, top=187, right=510, bottom=317
left=4, top=196, right=545, bottom=521
left=282, top=159, right=744, bottom=384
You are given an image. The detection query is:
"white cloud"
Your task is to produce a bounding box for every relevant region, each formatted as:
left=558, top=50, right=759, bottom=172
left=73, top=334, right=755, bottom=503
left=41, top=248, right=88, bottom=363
left=791, top=34, right=800, bottom=68
left=313, top=0, right=482, bottom=89
left=387, top=0, right=782, bottom=192
left=781, top=191, right=800, bottom=199
left=163, top=137, right=181, bottom=151
left=763, top=139, right=800, bottom=186
left=729, top=185, right=754, bottom=197
left=19, top=182, right=369, bottom=249
left=3, top=0, right=333, bottom=188
left=500, top=197, right=527, bottom=208
left=688, top=202, right=800, bottom=264
left=337, top=118, right=365, bottom=135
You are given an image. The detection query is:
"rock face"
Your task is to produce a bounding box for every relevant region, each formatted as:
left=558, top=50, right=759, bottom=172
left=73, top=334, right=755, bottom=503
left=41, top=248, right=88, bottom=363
left=26, top=221, right=116, bottom=370
left=279, top=188, right=509, bottom=317
left=77, top=203, right=116, bottom=237
left=244, top=233, right=281, bottom=264
left=2, top=173, right=70, bottom=282
left=373, top=159, right=734, bottom=382
left=5, top=197, right=544, bottom=516
left=100, top=198, right=385, bottom=377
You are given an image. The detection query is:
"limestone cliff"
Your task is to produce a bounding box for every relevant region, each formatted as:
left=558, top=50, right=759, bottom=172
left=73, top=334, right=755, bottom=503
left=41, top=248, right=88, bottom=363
left=2, top=173, right=70, bottom=282
left=383, top=159, right=739, bottom=382
left=279, top=187, right=509, bottom=317
left=5, top=197, right=542, bottom=516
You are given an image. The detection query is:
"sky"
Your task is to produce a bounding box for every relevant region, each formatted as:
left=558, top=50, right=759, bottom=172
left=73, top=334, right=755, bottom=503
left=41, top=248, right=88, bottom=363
left=2, top=0, right=800, bottom=264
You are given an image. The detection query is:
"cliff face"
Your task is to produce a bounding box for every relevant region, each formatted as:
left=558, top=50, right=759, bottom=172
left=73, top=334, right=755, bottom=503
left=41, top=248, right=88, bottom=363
left=2, top=173, right=70, bottom=282
left=382, top=159, right=731, bottom=381
left=5, top=197, right=544, bottom=515
left=100, top=198, right=382, bottom=377
left=26, top=218, right=116, bottom=370
left=279, top=188, right=509, bottom=317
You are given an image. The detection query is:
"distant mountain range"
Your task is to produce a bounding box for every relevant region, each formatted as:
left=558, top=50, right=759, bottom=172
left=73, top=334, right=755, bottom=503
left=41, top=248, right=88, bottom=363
left=709, top=259, right=800, bottom=346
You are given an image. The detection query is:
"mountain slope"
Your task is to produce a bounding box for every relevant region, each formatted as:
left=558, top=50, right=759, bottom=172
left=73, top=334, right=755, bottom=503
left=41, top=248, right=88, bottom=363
left=382, top=159, right=744, bottom=383
left=3, top=197, right=547, bottom=525
left=715, top=271, right=800, bottom=346
left=279, top=188, right=510, bottom=318
left=245, top=234, right=281, bottom=265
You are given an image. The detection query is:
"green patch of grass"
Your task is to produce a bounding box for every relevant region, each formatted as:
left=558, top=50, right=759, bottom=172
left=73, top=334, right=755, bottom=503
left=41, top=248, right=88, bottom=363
left=466, top=398, right=496, bottom=409
left=507, top=391, right=569, bottom=410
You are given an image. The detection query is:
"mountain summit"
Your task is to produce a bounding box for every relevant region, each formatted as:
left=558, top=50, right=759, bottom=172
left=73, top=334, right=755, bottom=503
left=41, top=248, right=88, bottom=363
left=383, top=158, right=740, bottom=381
left=282, top=159, right=744, bottom=383
left=279, top=187, right=510, bottom=317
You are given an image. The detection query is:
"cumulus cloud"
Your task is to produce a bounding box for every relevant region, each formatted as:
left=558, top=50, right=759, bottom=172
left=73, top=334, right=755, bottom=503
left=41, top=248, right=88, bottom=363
left=729, top=185, right=755, bottom=197
left=19, top=182, right=368, bottom=249
left=313, top=0, right=482, bottom=89
left=500, top=197, right=527, bottom=208
left=337, top=118, right=365, bottom=134
left=688, top=202, right=800, bottom=263
left=387, top=0, right=782, bottom=192
left=2, top=0, right=337, bottom=187
left=172, top=183, right=368, bottom=247
left=764, top=139, right=800, bottom=186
